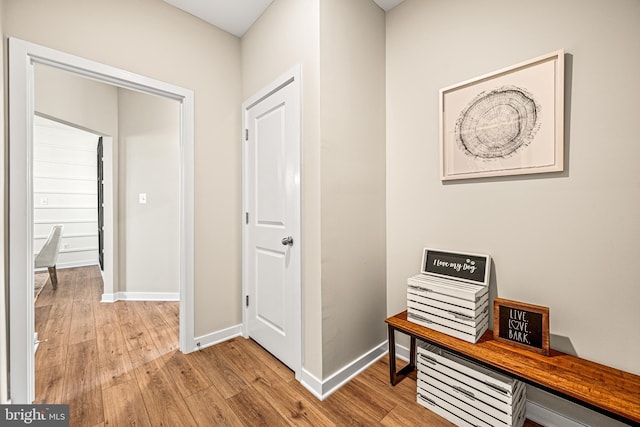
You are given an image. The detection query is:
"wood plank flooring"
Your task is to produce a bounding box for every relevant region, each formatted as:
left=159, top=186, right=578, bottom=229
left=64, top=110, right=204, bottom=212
left=35, top=266, right=541, bottom=426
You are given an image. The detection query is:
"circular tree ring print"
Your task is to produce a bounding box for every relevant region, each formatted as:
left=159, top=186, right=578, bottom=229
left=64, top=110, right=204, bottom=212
left=455, top=86, right=541, bottom=159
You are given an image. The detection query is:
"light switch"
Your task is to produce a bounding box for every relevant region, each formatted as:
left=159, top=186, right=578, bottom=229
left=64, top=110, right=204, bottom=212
left=139, top=193, right=147, bottom=204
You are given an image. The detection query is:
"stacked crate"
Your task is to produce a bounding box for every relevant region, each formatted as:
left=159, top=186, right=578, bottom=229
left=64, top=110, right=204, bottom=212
left=407, top=274, right=489, bottom=343
left=417, top=341, right=526, bottom=427
left=406, top=248, right=491, bottom=343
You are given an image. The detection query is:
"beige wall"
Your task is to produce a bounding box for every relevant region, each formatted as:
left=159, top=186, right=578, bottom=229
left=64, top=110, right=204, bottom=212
left=242, top=0, right=387, bottom=380
left=3, top=0, right=242, bottom=338
left=319, top=0, right=386, bottom=377
left=118, top=89, right=179, bottom=294
left=241, top=0, right=324, bottom=378
left=386, top=0, right=640, bottom=424
left=34, top=65, right=118, bottom=137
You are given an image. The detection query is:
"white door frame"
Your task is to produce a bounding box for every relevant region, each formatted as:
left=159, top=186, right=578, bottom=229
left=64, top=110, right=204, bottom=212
left=241, top=65, right=302, bottom=378
left=8, top=37, right=195, bottom=403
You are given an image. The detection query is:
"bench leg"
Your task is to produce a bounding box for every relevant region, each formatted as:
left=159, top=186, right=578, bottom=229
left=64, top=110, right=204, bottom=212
left=48, top=265, right=58, bottom=290
left=388, top=324, right=416, bottom=386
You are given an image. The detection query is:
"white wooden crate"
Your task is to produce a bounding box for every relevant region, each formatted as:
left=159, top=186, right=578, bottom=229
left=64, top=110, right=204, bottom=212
left=407, top=307, right=489, bottom=343
left=408, top=283, right=489, bottom=317
left=407, top=286, right=488, bottom=329
left=408, top=299, right=488, bottom=334
left=416, top=341, right=526, bottom=427
left=417, top=380, right=526, bottom=427
left=407, top=274, right=489, bottom=343
left=408, top=274, right=488, bottom=305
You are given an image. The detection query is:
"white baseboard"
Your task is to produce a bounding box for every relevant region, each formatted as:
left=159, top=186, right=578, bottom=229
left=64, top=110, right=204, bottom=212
left=34, top=260, right=99, bottom=272
left=393, top=342, right=585, bottom=427
left=298, top=369, right=324, bottom=400
left=526, top=400, right=588, bottom=427
left=192, top=324, right=243, bottom=352
left=57, top=260, right=99, bottom=269
left=395, top=342, right=411, bottom=361
left=33, top=261, right=96, bottom=273
left=101, top=292, right=179, bottom=302
left=300, top=340, right=388, bottom=400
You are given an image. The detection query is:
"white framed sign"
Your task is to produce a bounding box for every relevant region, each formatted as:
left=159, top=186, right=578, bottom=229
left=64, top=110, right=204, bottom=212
left=421, top=248, right=491, bottom=286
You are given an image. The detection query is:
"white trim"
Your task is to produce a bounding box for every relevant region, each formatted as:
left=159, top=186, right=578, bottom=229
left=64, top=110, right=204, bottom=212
left=34, top=260, right=98, bottom=272
left=100, top=293, right=117, bottom=303
left=57, top=260, right=98, bottom=269
left=9, top=35, right=36, bottom=406
left=298, top=369, right=324, bottom=401
left=300, top=341, right=388, bottom=400
left=101, top=136, right=115, bottom=304
left=8, top=37, right=196, bottom=404
left=34, top=247, right=98, bottom=255
left=100, top=292, right=179, bottom=303
left=193, top=325, right=243, bottom=352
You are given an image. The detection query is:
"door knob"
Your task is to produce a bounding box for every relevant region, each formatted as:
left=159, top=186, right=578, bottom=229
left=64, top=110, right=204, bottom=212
left=281, top=236, right=294, bottom=246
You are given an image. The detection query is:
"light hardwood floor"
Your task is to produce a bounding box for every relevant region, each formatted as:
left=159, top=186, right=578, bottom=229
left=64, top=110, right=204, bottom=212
left=34, top=266, right=540, bottom=426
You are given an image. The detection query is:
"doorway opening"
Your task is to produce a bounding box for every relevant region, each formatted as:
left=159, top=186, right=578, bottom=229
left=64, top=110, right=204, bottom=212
left=9, top=37, right=195, bottom=403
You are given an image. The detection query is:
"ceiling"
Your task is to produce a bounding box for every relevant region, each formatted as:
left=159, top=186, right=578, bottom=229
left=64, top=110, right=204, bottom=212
left=163, top=0, right=405, bottom=37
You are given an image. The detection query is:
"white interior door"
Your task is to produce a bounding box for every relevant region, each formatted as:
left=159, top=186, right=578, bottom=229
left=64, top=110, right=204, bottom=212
left=243, top=67, right=301, bottom=373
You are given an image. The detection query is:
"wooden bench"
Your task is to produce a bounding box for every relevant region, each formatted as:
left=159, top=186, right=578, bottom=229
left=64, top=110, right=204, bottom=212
left=386, top=310, right=640, bottom=425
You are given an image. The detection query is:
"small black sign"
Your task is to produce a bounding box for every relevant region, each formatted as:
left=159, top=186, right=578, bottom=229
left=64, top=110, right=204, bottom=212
left=498, top=307, right=543, bottom=348
left=493, top=298, right=550, bottom=356
left=423, top=249, right=488, bottom=284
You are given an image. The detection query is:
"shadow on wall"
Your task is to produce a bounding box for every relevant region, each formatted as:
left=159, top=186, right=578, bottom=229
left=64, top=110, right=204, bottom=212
left=488, top=258, right=577, bottom=356
left=550, top=334, right=577, bottom=356
left=487, top=258, right=498, bottom=330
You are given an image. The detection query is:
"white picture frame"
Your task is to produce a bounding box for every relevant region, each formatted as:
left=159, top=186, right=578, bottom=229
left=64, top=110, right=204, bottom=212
left=440, top=49, right=565, bottom=181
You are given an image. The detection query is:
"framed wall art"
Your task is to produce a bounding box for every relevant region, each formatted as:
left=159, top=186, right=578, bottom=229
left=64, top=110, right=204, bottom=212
left=440, top=50, right=564, bottom=180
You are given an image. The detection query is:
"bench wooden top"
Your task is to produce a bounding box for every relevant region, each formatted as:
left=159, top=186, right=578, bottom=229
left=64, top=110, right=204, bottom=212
left=386, top=310, right=640, bottom=424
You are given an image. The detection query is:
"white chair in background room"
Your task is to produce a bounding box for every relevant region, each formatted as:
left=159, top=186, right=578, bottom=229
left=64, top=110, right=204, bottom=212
left=34, top=224, right=64, bottom=290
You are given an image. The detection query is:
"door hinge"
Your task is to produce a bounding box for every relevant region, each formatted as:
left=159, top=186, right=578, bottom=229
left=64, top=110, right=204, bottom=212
left=245, top=212, right=249, bottom=224
left=246, top=295, right=249, bottom=307
left=245, top=128, right=248, bottom=141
